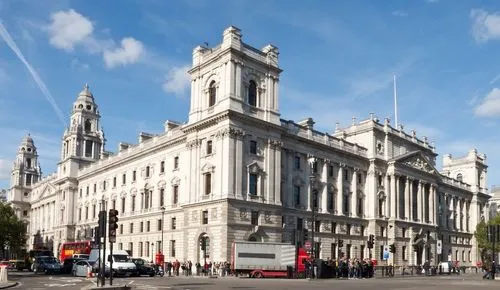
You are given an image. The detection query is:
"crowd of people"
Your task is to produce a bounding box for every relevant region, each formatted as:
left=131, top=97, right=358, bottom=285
left=306, top=258, right=376, bottom=279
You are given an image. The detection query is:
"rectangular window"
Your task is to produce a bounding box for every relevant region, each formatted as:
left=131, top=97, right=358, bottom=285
left=344, top=169, right=349, bottom=181
left=139, top=242, right=143, bottom=257
left=113, top=177, right=116, bottom=187
left=204, top=174, right=211, bottom=195
left=346, top=224, right=351, bottom=235
left=206, top=140, right=213, bottom=155
left=171, top=217, right=177, bottom=229
left=93, top=183, right=97, bottom=193
left=357, top=172, right=363, bottom=184
left=294, top=186, right=301, bottom=206
left=146, top=166, right=150, bottom=177
left=314, top=220, right=321, bottom=232
left=130, top=222, right=134, bottom=233
left=78, top=208, right=82, bottom=221
left=294, top=156, right=301, bottom=170
left=251, top=211, right=259, bottom=225
left=170, top=240, right=176, bottom=257
left=132, top=196, right=136, bottom=212
left=121, top=197, right=125, bottom=213
left=173, top=186, right=179, bottom=204
left=140, top=222, right=144, bottom=232
left=122, top=173, right=126, bottom=184
left=79, top=188, right=82, bottom=198
left=85, top=140, right=92, bottom=157
left=157, top=219, right=162, bottom=231
left=380, top=245, right=384, bottom=260
left=25, top=174, right=32, bottom=186
left=92, top=204, right=96, bottom=219
left=331, top=243, right=337, bottom=259
left=331, top=222, right=337, bottom=234
left=174, top=156, right=179, bottom=169
left=312, top=161, right=318, bottom=173
left=119, top=224, right=123, bottom=234
left=402, top=246, right=407, bottom=260
left=103, top=181, right=106, bottom=191
left=85, top=206, right=88, bottom=220
left=112, top=200, right=116, bottom=210
left=118, top=243, right=123, bottom=250
left=402, top=227, right=406, bottom=238
left=250, top=140, right=257, bottom=154
left=129, top=242, right=133, bottom=257
left=297, top=218, right=303, bottom=230
left=160, top=188, right=165, bottom=206
left=86, top=186, right=89, bottom=196
left=132, top=170, right=136, bottom=181
left=328, top=165, right=334, bottom=177
left=202, top=211, right=209, bottom=225
left=160, top=161, right=165, bottom=173
left=147, top=221, right=150, bottom=232
left=249, top=174, right=258, bottom=195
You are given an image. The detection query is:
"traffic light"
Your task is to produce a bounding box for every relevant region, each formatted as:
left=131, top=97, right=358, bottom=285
left=108, top=209, right=119, bottom=243
left=338, top=239, right=343, bottom=248
left=98, top=211, right=106, bottom=237
left=389, top=244, right=396, bottom=253
left=93, top=226, right=100, bottom=243
left=303, top=229, right=309, bottom=241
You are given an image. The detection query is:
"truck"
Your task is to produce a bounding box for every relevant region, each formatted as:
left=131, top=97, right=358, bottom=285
left=231, top=241, right=310, bottom=278
left=89, top=248, right=137, bottom=277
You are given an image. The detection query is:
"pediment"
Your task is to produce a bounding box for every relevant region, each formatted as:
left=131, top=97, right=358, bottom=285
left=393, top=151, right=437, bottom=174
left=247, top=162, right=263, bottom=174
left=38, top=183, right=57, bottom=200
left=201, top=162, right=215, bottom=173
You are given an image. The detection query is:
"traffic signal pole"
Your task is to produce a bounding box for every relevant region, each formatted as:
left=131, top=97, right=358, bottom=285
left=108, top=209, right=119, bottom=286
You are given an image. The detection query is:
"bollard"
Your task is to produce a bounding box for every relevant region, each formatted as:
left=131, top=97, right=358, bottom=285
left=0, top=265, right=8, bottom=283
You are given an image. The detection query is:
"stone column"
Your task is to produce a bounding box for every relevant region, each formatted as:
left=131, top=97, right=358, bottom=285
left=351, top=169, right=358, bottom=217
left=391, top=175, right=397, bottom=219
left=417, top=181, right=422, bottom=222
left=395, top=175, right=400, bottom=219
left=404, top=177, right=410, bottom=220
left=409, top=179, right=414, bottom=221
left=386, top=175, right=391, bottom=218
left=430, top=184, right=436, bottom=225
left=322, top=161, right=329, bottom=213
left=336, top=164, right=344, bottom=215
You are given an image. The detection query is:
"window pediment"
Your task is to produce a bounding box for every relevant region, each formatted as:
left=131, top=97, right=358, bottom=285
left=157, top=180, right=167, bottom=188
left=247, top=162, right=263, bottom=174
left=377, top=190, right=386, bottom=200
left=171, top=176, right=181, bottom=186
left=201, top=163, right=215, bottom=173
left=292, top=175, right=305, bottom=186
left=130, top=188, right=138, bottom=197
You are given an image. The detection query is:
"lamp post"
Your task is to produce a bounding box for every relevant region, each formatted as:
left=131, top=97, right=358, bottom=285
left=161, top=206, right=166, bottom=254
left=151, top=243, right=155, bottom=263
left=309, top=173, right=317, bottom=280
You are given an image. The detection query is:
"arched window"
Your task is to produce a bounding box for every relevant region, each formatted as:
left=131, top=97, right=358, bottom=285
left=84, top=120, right=92, bottom=132
left=248, top=80, right=257, bottom=107
left=208, top=81, right=216, bottom=107
left=456, top=173, right=463, bottom=182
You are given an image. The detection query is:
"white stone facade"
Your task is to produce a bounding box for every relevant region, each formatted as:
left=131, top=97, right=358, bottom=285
left=7, top=26, right=490, bottom=266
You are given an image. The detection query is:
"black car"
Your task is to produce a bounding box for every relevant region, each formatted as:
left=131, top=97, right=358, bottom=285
left=131, top=258, right=155, bottom=277
left=32, top=256, right=62, bottom=274
left=62, top=258, right=86, bottom=274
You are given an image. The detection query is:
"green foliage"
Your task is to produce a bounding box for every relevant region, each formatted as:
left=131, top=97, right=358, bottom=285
left=475, top=215, right=500, bottom=265
left=0, top=202, right=27, bottom=257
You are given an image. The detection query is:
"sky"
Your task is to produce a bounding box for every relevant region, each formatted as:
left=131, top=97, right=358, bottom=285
left=0, top=0, right=500, bottom=190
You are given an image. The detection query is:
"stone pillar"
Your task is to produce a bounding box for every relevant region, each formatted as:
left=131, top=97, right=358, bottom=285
left=417, top=181, right=422, bottom=222
left=386, top=175, right=391, bottom=218
left=306, top=158, right=312, bottom=211
left=336, top=164, right=344, bottom=215
left=395, top=175, right=400, bottom=219
left=351, top=169, right=358, bottom=217
left=430, top=184, right=436, bottom=225
left=409, top=179, right=414, bottom=221
left=390, top=175, right=397, bottom=219
left=404, top=177, right=410, bottom=221
left=322, top=161, right=328, bottom=213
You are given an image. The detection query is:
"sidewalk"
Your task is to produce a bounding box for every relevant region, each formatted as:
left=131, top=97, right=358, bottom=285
left=0, top=282, right=18, bottom=289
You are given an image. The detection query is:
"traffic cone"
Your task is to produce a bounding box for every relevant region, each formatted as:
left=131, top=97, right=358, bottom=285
left=87, top=266, right=93, bottom=278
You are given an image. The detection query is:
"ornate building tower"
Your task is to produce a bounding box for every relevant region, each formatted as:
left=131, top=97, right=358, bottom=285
left=8, top=134, right=42, bottom=221
left=58, top=84, right=105, bottom=177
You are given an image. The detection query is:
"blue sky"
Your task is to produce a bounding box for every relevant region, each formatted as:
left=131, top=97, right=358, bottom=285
left=1, top=0, right=500, bottom=190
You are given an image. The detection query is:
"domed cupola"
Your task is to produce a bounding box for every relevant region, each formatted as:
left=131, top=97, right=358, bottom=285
left=72, top=84, right=99, bottom=115
left=18, top=133, right=37, bottom=155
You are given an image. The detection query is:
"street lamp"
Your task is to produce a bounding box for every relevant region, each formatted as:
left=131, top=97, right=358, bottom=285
left=151, top=243, right=155, bottom=263
left=161, top=206, right=166, bottom=254
left=309, top=174, right=317, bottom=260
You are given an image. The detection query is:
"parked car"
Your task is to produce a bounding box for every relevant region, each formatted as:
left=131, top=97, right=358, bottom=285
left=73, top=254, right=89, bottom=260
left=32, top=256, right=62, bottom=274
left=62, top=258, right=85, bottom=274
left=131, top=258, right=155, bottom=277
left=72, top=260, right=99, bottom=277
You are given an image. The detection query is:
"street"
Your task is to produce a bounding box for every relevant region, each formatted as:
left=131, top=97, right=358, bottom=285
left=5, top=272, right=500, bottom=290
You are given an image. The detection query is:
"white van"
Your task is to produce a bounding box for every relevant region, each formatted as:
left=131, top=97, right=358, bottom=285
left=89, top=249, right=137, bottom=277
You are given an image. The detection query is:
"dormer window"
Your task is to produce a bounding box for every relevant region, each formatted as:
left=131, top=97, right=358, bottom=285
left=84, top=119, right=92, bottom=132
left=208, top=81, right=216, bottom=107
left=248, top=80, right=257, bottom=107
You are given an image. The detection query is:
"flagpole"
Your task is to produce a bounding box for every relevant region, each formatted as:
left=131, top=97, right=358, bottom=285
left=393, top=74, right=398, bottom=128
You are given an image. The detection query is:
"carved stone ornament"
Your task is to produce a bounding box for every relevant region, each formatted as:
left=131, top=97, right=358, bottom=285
left=268, top=139, right=283, bottom=149
left=240, top=208, right=248, bottom=219
left=264, top=211, right=272, bottom=223
left=186, top=139, right=202, bottom=148
left=403, top=156, right=434, bottom=173
left=215, top=127, right=245, bottom=140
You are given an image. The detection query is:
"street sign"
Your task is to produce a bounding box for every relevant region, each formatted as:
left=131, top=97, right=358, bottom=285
left=436, top=240, right=442, bottom=255
left=383, top=245, right=389, bottom=260
left=304, top=241, right=312, bottom=250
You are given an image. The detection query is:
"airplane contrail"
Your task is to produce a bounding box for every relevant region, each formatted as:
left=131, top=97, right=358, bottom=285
left=0, top=21, right=66, bottom=126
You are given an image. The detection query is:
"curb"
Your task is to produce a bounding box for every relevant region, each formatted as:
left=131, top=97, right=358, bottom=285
left=0, top=282, right=18, bottom=289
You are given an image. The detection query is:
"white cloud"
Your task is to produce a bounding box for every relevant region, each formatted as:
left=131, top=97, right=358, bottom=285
left=474, top=87, right=500, bottom=117
left=70, top=58, right=90, bottom=71
left=470, top=9, right=500, bottom=43
left=103, top=37, right=144, bottom=69
left=47, top=9, right=93, bottom=51
left=392, top=11, right=408, bottom=17
left=0, top=159, right=11, bottom=180
left=162, top=65, right=191, bottom=96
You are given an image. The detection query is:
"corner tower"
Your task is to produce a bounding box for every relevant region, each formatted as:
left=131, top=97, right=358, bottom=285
left=58, top=84, right=105, bottom=177
left=9, top=134, right=41, bottom=219
left=188, top=26, right=282, bottom=125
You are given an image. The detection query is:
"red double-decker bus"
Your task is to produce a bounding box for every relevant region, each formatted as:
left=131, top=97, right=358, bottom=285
left=59, top=241, right=92, bottom=262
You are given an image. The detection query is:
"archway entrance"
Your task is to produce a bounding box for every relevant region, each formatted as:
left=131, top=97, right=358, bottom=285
left=198, top=233, right=210, bottom=265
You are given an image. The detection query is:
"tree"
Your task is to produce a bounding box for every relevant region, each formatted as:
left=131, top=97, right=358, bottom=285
left=475, top=215, right=500, bottom=266
left=0, top=202, right=27, bottom=258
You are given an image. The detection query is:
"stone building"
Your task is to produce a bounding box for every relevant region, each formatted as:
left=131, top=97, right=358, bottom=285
left=7, top=26, right=490, bottom=266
